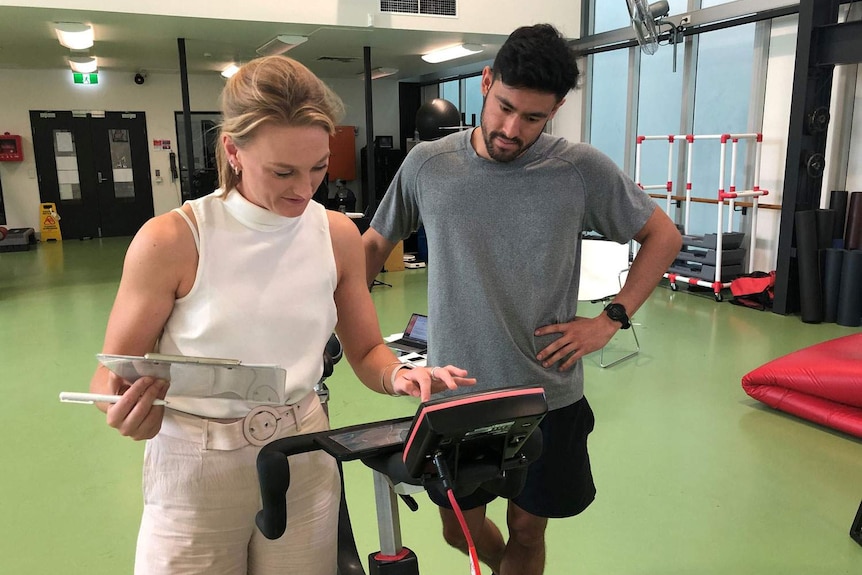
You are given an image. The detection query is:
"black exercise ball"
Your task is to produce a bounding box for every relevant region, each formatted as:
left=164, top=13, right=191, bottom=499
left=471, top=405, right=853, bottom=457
left=415, top=98, right=461, bottom=141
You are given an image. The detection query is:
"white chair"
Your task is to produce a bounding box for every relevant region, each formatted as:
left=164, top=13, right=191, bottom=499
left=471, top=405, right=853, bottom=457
left=578, top=238, right=640, bottom=368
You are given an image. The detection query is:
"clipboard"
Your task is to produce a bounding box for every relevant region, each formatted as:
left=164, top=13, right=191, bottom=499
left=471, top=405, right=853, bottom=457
left=97, top=353, right=288, bottom=405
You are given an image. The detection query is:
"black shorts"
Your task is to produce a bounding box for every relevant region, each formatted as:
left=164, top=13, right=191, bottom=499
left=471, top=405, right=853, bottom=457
left=426, top=396, right=596, bottom=518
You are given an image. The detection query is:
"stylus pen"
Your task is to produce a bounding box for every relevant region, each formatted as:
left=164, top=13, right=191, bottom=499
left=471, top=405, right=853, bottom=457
left=59, top=392, right=168, bottom=406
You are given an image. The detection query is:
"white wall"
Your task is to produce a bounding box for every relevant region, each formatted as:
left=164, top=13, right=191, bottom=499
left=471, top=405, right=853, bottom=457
left=0, top=68, right=220, bottom=229
left=752, top=15, right=798, bottom=272
left=0, top=68, right=401, bottom=230
left=10, top=1, right=581, bottom=39
left=548, top=68, right=585, bottom=144
left=325, top=76, right=403, bottom=206
left=0, top=0, right=582, bottom=231
left=844, top=68, right=862, bottom=192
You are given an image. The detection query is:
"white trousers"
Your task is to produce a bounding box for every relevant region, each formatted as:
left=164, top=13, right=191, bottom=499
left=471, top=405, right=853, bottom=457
left=135, top=396, right=339, bottom=575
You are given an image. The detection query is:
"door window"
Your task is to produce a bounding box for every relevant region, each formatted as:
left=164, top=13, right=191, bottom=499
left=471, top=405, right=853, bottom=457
left=53, top=130, right=81, bottom=201
left=109, top=129, right=135, bottom=199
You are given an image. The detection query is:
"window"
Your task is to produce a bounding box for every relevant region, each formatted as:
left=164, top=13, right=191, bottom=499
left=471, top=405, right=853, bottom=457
left=53, top=130, right=81, bottom=201
left=464, top=75, right=483, bottom=127
left=440, top=79, right=460, bottom=110
left=174, top=112, right=222, bottom=200
left=426, top=73, right=483, bottom=128
left=588, top=50, right=629, bottom=167
left=593, top=2, right=633, bottom=34
left=584, top=1, right=762, bottom=237
left=109, top=128, right=135, bottom=199
left=592, top=0, right=690, bottom=34
left=689, top=23, right=756, bottom=236
left=636, top=46, right=684, bottom=201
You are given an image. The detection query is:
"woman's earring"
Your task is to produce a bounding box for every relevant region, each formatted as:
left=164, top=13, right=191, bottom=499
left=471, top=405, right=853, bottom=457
left=230, top=161, right=241, bottom=176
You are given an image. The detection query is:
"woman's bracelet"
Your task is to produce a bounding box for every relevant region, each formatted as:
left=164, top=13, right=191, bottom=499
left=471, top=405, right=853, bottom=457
left=380, top=361, right=401, bottom=396
left=380, top=360, right=416, bottom=396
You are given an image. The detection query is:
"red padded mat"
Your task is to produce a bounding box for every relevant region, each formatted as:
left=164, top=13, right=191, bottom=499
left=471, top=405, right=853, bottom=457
left=742, top=333, right=862, bottom=438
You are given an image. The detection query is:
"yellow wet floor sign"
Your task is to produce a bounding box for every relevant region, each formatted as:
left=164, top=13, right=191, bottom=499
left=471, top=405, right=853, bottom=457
left=40, top=202, right=62, bottom=241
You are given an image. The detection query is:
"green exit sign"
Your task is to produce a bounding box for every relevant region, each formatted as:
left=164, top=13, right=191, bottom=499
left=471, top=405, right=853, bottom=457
left=72, top=72, right=99, bottom=84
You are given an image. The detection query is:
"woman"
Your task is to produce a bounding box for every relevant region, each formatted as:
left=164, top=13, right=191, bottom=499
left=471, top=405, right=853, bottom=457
left=89, top=55, right=474, bottom=575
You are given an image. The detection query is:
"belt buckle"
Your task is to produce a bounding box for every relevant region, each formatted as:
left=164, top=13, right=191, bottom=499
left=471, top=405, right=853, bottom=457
left=242, top=406, right=283, bottom=446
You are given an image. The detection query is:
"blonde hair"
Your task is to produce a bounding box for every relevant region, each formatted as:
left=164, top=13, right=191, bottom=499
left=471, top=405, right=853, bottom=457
left=216, top=55, right=345, bottom=192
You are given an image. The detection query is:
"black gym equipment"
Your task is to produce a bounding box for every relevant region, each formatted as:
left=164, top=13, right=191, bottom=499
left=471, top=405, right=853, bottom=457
left=851, top=500, right=862, bottom=547
left=0, top=227, right=36, bottom=252
left=257, top=384, right=547, bottom=575
left=414, top=99, right=461, bottom=142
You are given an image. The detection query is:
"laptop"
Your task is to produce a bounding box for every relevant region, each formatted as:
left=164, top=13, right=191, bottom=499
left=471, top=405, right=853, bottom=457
left=388, top=313, right=429, bottom=355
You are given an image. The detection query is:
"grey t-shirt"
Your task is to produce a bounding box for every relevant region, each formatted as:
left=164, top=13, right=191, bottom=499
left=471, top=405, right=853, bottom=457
left=371, top=129, right=657, bottom=409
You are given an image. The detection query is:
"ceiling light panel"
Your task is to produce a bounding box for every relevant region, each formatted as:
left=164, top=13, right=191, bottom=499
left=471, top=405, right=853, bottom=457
left=55, top=22, right=94, bottom=50
left=421, top=43, right=483, bottom=64
left=221, top=64, right=240, bottom=78
left=68, top=56, right=98, bottom=74
left=357, top=67, right=399, bottom=80
left=256, top=35, right=308, bottom=56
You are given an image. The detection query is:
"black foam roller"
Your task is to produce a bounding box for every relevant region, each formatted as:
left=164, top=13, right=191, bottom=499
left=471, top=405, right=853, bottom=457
left=820, top=248, right=844, bottom=323
left=846, top=192, right=862, bottom=251
left=829, top=190, right=848, bottom=243
left=795, top=210, right=823, bottom=323
left=836, top=250, right=862, bottom=327
left=815, top=209, right=837, bottom=250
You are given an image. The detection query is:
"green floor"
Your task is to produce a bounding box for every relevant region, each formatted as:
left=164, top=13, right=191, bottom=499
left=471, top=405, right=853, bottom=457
left=1, top=237, right=860, bottom=574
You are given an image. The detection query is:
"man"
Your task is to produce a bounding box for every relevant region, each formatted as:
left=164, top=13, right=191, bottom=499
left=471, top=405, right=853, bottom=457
left=363, top=24, right=682, bottom=575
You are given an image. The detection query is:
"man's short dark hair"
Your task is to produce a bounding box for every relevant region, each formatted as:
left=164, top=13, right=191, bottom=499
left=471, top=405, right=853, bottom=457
left=491, top=24, right=579, bottom=101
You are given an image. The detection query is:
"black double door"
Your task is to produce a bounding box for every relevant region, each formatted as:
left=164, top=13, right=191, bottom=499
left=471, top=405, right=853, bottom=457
left=30, top=110, right=153, bottom=239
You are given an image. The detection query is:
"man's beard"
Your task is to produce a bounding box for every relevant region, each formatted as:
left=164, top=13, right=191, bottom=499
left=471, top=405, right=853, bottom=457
left=479, top=97, right=542, bottom=163
left=482, top=129, right=525, bottom=163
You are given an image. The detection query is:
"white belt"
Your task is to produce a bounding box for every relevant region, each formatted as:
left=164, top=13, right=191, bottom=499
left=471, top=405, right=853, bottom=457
left=158, top=391, right=319, bottom=450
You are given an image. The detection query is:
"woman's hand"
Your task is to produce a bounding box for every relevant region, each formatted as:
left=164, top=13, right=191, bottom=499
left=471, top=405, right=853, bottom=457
left=104, top=376, right=170, bottom=441
left=392, top=365, right=476, bottom=402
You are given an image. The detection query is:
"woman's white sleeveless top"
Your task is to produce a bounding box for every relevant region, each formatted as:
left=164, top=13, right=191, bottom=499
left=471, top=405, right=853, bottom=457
left=158, top=189, right=338, bottom=417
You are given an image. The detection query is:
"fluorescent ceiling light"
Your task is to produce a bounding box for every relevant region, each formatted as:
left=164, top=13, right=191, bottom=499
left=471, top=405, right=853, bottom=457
left=221, top=64, right=240, bottom=78
left=55, top=22, right=94, bottom=50
left=68, top=56, right=98, bottom=74
left=421, top=43, right=483, bottom=64
left=256, top=35, right=308, bottom=56
left=357, top=67, right=399, bottom=80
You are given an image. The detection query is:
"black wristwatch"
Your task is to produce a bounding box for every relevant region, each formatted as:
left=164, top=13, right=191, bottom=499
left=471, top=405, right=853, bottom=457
left=603, top=303, right=631, bottom=329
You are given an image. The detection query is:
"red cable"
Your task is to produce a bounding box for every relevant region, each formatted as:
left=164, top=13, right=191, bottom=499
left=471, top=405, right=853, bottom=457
left=447, top=488, right=483, bottom=575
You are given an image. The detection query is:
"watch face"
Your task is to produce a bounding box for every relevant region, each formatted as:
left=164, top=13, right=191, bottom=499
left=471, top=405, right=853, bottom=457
left=605, top=303, right=630, bottom=327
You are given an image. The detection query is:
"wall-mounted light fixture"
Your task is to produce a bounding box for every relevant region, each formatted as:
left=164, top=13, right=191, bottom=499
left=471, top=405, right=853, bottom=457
left=221, top=64, right=240, bottom=78
left=256, top=35, right=308, bottom=56
left=68, top=56, right=98, bottom=74
left=55, top=22, right=94, bottom=50
left=357, top=67, right=399, bottom=80
left=421, top=43, right=483, bottom=64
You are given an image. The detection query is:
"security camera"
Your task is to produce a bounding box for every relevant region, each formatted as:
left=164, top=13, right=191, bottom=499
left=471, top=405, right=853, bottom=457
left=134, top=72, right=147, bottom=85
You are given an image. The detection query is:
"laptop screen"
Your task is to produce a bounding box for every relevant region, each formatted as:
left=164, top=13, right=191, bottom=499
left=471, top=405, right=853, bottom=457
left=404, top=314, right=428, bottom=343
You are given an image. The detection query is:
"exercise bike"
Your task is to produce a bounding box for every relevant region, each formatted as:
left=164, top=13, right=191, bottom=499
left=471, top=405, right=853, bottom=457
left=258, top=339, right=548, bottom=574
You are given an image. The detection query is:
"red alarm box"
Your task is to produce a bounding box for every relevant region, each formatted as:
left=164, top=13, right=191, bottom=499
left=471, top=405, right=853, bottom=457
left=0, top=133, right=23, bottom=162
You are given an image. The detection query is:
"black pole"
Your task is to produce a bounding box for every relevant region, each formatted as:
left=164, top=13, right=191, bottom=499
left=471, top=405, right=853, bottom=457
left=364, top=46, right=376, bottom=214
left=177, top=38, right=196, bottom=202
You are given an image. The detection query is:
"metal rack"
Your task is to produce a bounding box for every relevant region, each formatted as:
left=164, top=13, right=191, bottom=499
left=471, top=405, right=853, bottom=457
left=636, top=132, right=768, bottom=301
